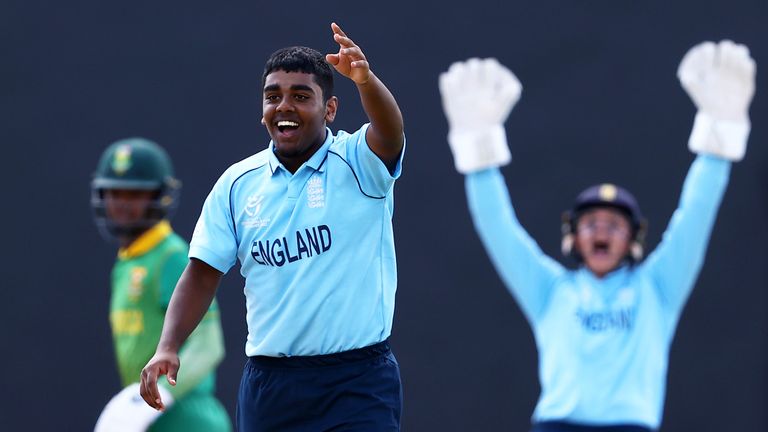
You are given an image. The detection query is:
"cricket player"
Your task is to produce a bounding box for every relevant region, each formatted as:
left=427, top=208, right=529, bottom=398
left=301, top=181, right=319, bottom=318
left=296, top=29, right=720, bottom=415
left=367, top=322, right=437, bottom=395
left=139, top=22, right=405, bottom=432
left=439, top=40, right=755, bottom=431
left=91, top=138, right=231, bottom=431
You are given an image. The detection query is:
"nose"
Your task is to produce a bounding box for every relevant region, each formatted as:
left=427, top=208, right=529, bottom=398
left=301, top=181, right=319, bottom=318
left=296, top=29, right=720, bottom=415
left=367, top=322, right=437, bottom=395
left=591, top=224, right=613, bottom=236
left=591, top=228, right=612, bottom=242
left=276, top=96, right=295, bottom=112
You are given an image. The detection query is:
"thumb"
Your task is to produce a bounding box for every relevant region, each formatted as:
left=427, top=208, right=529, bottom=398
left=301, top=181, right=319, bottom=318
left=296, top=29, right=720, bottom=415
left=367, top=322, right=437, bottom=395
left=167, top=364, right=178, bottom=386
left=326, top=54, right=340, bottom=65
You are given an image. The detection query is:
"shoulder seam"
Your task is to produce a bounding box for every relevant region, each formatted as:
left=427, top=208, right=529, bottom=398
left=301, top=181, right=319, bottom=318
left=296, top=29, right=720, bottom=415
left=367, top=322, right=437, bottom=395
left=327, top=150, right=386, bottom=200
left=229, top=162, right=269, bottom=240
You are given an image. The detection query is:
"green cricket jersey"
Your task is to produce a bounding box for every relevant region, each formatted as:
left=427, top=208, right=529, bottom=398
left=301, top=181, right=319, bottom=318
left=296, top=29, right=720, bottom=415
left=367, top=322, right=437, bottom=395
left=110, top=220, right=231, bottom=431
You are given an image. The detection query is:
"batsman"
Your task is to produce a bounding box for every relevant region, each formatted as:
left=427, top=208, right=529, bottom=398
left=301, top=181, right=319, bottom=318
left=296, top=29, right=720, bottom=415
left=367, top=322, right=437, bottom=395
left=91, top=138, right=232, bottom=431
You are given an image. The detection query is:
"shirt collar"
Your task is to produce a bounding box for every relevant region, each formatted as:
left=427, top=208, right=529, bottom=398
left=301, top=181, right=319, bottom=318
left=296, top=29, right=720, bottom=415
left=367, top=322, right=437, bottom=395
left=118, top=220, right=173, bottom=259
left=267, top=127, right=333, bottom=175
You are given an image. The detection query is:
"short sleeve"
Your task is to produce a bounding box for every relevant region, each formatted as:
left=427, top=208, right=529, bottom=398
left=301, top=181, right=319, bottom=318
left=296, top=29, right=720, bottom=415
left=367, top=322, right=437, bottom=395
left=189, top=173, right=239, bottom=273
left=339, top=123, right=405, bottom=198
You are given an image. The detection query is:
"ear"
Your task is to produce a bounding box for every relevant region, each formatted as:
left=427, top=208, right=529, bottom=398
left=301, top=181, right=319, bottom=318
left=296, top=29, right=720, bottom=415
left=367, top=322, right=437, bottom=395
left=261, top=117, right=266, bottom=126
left=560, top=211, right=574, bottom=256
left=630, top=219, right=648, bottom=261
left=324, top=96, right=338, bottom=123
left=561, top=233, right=574, bottom=256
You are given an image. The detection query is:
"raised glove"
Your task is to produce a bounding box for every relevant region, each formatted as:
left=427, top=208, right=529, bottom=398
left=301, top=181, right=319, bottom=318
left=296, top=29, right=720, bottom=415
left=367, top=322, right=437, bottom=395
left=439, top=58, right=522, bottom=173
left=678, top=40, right=756, bottom=161
left=94, top=383, right=174, bottom=432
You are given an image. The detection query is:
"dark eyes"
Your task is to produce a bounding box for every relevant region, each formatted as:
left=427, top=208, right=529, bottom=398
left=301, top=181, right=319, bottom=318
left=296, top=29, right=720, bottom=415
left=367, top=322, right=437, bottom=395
left=577, top=220, right=629, bottom=237
left=264, top=94, right=311, bottom=102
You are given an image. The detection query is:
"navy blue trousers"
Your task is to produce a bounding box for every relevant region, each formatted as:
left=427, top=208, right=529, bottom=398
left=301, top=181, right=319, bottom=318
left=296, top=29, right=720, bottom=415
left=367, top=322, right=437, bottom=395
left=237, top=340, right=402, bottom=432
left=532, top=421, right=653, bottom=432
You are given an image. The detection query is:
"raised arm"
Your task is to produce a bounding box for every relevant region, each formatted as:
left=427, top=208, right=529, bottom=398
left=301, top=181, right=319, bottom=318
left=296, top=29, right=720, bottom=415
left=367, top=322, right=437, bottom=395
left=644, top=40, right=755, bottom=313
left=139, top=258, right=222, bottom=411
left=440, top=58, right=565, bottom=323
left=325, top=22, right=404, bottom=169
left=466, top=169, right=566, bottom=322
left=642, top=155, right=730, bottom=312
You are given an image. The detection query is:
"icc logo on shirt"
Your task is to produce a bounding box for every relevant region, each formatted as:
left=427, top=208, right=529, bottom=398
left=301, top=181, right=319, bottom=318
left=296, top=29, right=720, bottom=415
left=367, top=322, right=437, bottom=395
left=245, top=194, right=265, bottom=217
left=244, top=194, right=271, bottom=229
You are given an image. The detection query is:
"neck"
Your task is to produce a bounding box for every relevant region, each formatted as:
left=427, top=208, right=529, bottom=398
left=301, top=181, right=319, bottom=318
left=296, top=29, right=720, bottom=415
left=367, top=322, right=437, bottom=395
left=277, top=142, right=322, bottom=174
left=274, top=129, right=327, bottom=174
left=279, top=157, right=304, bottom=174
left=117, top=232, right=143, bottom=249
left=587, top=263, right=628, bottom=279
left=118, top=237, right=135, bottom=249
left=115, top=225, right=153, bottom=248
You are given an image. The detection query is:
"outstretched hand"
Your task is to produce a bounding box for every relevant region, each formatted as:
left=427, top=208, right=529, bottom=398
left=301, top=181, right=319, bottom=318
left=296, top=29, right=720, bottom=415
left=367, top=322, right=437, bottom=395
left=139, top=350, right=179, bottom=411
left=677, top=39, right=756, bottom=161
left=439, top=58, right=522, bottom=132
left=678, top=40, right=755, bottom=122
left=326, top=22, right=371, bottom=85
left=438, top=57, right=521, bottom=174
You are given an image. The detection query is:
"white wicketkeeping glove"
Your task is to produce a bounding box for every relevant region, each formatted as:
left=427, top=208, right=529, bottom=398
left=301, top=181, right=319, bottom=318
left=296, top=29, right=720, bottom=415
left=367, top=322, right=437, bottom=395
left=439, top=58, right=522, bottom=173
left=678, top=40, right=756, bottom=161
left=94, top=383, right=174, bottom=432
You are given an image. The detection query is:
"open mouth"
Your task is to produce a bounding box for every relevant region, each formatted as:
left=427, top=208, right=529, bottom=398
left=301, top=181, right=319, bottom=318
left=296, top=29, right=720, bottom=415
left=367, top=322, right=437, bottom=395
left=276, top=120, right=299, bottom=134
left=592, top=240, right=610, bottom=256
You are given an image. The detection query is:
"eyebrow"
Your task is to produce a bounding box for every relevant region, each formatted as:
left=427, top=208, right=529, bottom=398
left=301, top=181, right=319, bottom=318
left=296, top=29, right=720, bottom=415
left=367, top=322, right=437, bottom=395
left=263, top=84, right=316, bottom=94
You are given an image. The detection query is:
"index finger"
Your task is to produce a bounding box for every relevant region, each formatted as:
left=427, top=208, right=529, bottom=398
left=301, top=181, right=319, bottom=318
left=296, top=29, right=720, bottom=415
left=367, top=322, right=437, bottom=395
left=140, top=367, right=164, bottom=410
left=331, top=22, right=354, bottom=48
left=330, top=22, right=347, bottom=38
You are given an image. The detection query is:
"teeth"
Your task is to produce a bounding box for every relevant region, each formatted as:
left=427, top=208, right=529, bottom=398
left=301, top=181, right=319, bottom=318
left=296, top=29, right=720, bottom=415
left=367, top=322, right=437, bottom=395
left=277, top=121, right=299, bottom=127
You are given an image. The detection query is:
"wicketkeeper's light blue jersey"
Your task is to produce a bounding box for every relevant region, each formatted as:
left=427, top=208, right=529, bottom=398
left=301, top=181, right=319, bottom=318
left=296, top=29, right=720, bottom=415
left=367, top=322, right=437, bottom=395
left=190, top=124, right=404, bottom=357
left=465, top=155, right=729, bottom=429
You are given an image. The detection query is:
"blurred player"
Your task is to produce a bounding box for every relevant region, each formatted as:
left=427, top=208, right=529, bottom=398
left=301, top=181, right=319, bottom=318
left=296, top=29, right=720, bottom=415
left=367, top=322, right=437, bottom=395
left=439, top=40, right=755, bottom=432
left=92, top=138, right=231, bottom=431
left=139, top=22, right=406, bottom=432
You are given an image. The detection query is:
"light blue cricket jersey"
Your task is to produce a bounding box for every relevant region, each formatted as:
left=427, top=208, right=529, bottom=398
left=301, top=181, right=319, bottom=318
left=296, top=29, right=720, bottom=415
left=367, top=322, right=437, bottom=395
left=190, top=124, right=404, bottom=357
left=466, top=155, right=730, bottom=429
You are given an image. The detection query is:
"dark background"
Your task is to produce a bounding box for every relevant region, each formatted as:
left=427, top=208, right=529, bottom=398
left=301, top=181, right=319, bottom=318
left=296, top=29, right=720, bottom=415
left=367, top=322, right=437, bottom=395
left=3, top=1, right=766, bottom=430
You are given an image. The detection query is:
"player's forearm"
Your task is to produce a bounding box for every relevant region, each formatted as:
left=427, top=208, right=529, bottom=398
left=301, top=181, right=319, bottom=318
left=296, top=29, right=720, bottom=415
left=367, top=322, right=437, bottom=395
left=645, top=155, right=730, bottom=309
left=357, top=72, right=404, bottom=155
left=655, top=155, right=730, bottom=261
left=165, top=317, right=225, bottom=398
left=466, top=169, right=563, bottom=321
left=679, top=154, right=731, bottom=213
left=157, top=259, right=221, bottom=354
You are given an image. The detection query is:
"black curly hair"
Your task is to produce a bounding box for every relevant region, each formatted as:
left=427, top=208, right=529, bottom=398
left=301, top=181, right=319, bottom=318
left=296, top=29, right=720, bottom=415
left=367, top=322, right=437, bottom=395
left=262, top=46, right=334, bottom=101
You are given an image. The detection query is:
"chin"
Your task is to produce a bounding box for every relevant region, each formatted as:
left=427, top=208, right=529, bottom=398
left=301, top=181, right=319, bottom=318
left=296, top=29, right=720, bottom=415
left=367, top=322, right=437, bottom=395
left=274, top=145, right=301, bottom=158
left=586, top=259, right=622, bottom=275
